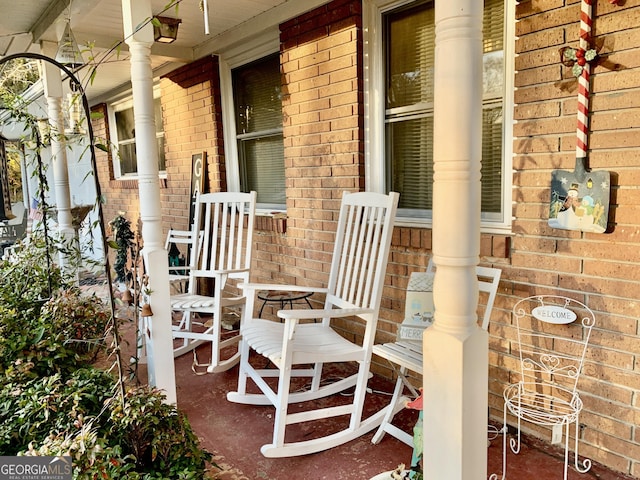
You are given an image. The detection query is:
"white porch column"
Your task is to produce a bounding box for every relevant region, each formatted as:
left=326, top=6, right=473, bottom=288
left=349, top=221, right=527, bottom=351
left=40, top=41, right=76, bottom=278
left=423, top=1, right=486, bottom=479
left=122, top=0, right=177, bottom=404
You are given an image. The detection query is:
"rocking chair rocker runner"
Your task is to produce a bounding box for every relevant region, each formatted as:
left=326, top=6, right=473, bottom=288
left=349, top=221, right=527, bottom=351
left=490, top=295, right=595, bottom=480
left=227, top=191, right=399, bottom=458
left=170, top=191, right=256, bottom=374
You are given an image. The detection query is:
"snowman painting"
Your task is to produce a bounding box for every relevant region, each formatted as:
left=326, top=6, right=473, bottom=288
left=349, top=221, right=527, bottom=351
left=549, top=177, right=608, bottom=233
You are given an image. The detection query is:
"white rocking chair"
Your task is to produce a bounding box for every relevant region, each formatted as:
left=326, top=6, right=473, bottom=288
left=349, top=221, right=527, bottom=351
left=170, top=191, right=256, bottom=373
left=227, top=191, right=399, bottom=457
left=165, top=228, right=204, bottom=294
left=371, top=263, right=502, bottom=446
left=490, top=295, right=595, bottom=480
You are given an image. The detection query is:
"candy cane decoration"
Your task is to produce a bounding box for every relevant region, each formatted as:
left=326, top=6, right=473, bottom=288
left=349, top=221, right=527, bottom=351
left=576, top=0, right=593, bottom=159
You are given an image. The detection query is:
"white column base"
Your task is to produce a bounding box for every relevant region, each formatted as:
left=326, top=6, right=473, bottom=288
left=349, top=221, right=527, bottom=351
left=422, top=325, right=488, bottom=480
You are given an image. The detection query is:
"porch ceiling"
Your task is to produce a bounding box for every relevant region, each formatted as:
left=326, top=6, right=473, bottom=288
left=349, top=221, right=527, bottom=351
left=0, top=0, right=305, bottom=102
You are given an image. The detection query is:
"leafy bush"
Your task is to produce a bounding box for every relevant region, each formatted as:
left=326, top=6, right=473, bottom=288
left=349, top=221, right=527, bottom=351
left=108, top=386, right=212, bottom=479
left=39, top=288, right=110, bottom=360
left=0, top=289, right=110, bottom=380
left=0, top=231, right=213, bottom=478
left=0, top=235, right=66, bottom=312
left=22, top=386, right=212, bottom=479
left=24, top=425, right=137, bottom=479
left=0, top=368, right=116, bottom=455
left=0, top=235, right=79, bottom=378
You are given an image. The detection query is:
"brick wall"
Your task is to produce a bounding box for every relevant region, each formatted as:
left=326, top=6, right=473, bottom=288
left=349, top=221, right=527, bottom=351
left=160, top=56, right=226, bottom=229
left=92, top=56, right=224, bottom=241
left=489, top=1, right=640, bottom=476
left=257, top=0, right=365, bottom=331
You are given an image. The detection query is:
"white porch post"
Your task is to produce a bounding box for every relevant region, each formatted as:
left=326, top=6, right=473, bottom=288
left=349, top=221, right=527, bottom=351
left=423, top=1, right=486, bottom=479
left=121, top=0, right=177, bottom=404
left=40, top=41, right=76, bottom=279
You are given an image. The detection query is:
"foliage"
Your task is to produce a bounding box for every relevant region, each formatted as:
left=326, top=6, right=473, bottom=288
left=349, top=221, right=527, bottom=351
left=0, top=238, right=82, bottom=379
left=6, top=142, right=23, bottom=200
left=39, top=287, right=110, bottom=361
left=0, top=58, right=40, bottom=104
left=107, top=386, right=213, bottom=479
left=0, top=368, right=116, bottom=455
left=0, top=234, right=213, bottom=479
left=23, top=424, right=137, bottom=480
left=20, top=386, right=212, bottom=479
left=109, top=213, right=135, bottom=283
left=0, top=240, right=109, bottom=379
left=0, top=234, right=67, bottom=311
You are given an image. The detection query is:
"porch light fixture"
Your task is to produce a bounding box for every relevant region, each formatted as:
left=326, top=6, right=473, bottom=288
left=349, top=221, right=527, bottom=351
left=153, top=16, right=182, bottom=43
left=55, top=21, right=84, bottom=70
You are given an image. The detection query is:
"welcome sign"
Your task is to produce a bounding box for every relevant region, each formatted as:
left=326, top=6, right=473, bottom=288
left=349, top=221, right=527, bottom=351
left=532, top=305, right=577, bottom=325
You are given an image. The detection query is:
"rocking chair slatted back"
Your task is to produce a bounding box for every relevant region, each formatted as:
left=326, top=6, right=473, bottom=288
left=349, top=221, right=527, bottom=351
left=330, top=193, right=392, bottom=312
left=192, top=192, right=255, bottom=287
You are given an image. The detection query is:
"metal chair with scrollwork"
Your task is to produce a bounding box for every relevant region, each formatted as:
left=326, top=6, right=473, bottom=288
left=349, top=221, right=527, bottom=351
left=490, top=295, right=595, bottom=480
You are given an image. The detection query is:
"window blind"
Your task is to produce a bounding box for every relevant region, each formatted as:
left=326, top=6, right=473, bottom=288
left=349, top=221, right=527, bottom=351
left=233, top=53, right=285, bottom=207
left=385, top=0, right=505, bottom=216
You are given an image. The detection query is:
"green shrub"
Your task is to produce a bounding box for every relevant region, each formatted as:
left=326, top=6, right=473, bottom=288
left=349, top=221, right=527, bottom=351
left=0, top=368, right=116, bottom=455
left=108, top=386, right=212, bottom=479
left=0, top=229, right=212, bottom=478
left=39, top=288, right=110, bottom=360
left=0, top=235, right=67, bottom=312
left=0, top=235, right=80, bottom=378
left=23, top=424, right=137, bottom=479
left=22, top=385, right=213, bottom=479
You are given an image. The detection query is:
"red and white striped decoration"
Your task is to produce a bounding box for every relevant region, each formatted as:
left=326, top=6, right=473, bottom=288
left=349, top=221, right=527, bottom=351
left=576, top=0, right=593, bottom=159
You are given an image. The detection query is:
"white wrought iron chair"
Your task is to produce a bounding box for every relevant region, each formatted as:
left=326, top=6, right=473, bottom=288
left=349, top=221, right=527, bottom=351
left=170, top=191, right=256, bottom=373
left=490, top=295, right=595, bottom=480
left=227, top=191, right=399, bottom=457
left=371, top=263, right=502, bottom=446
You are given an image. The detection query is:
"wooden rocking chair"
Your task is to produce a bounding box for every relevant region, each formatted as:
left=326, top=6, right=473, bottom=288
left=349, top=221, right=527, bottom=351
left=227, top=191, right=399, bottom=457
left=170, top=191, right=256, bottom=373
left=371, top=263, right=502, bottom=446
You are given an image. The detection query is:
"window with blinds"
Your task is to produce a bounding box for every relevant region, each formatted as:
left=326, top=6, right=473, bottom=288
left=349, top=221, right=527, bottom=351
left=232, top=53, right=285, bottom=208
left=384, top=0, right=505, bottom=217
left=112, top=96, right=165, bottom=176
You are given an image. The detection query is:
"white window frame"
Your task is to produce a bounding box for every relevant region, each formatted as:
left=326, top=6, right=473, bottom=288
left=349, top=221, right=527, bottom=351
left=107, top=84, right=166, bottom=179
left=363, top=0, right=516, bottom=233
left=219, top=28, right=283, bottom=213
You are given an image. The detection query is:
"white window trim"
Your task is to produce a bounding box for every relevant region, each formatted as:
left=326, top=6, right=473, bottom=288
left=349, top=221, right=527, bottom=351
left=219, top=28, right=281, bottom=216
left=107, top=84, right=166, bottom=179
left=363, top=0, right=515, bottom=233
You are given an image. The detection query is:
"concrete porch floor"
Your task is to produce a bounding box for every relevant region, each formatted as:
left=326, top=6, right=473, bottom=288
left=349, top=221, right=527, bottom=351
left=168, top=345, right=630, bottom=480
left=90, top=274, right=630, bottom=480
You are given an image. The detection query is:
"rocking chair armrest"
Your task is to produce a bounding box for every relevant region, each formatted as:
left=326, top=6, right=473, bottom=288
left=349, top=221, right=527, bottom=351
left=278, top=307, right=373, bottom=321
left=168, top=266, right=191, bottom=273
left=279, top=307, right=374, bottom=340
left=192, top=267, right=251, bottom=277
left=239, top=283, right=328, bottom=296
